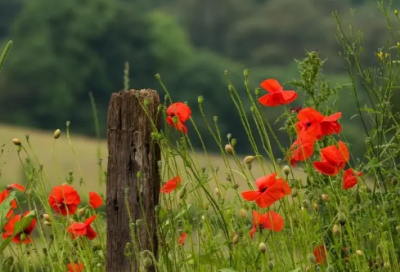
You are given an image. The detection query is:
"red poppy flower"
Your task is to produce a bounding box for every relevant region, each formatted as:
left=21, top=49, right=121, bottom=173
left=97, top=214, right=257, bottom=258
left=258, top=79, right=297, bottom=107
left=48, top=185, right=81, bottom=216
left=178, top=232, right=187, bottom=245
left=296, top=108, right=342, bottom=139
left=241, top=173, right=291, bottom=208
left=166, top=102, right=191, bottom=133
left=288, top=131, right=316, bottom=167
left=160, top=176, right=181, bottom=193
left=343, top=168, right=363, bottom=190
left=2, top=211, right=37, bottom=244
left=250, top=211, right=284, bottom=238
left=6, top=184, right=26, bottom=192
left=89, top=192, right=103, bottom=209
left=67, top=215, right=97, bottom=240
left=67, top=262, right=84, bottom=272
left=314, top=244, right=327, bottom=264
left=0, top=189, right=18, bottom=218
left=313, top=141, right=349, bottom=176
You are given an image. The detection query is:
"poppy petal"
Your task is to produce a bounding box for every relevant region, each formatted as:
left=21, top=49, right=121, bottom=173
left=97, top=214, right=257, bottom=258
left=160, top=176, right=181, bottom=193
left=241, top=190, right=261, bottom=201
left=89, top=192, right=103, bottom=209
left=263, top=211, right=284, bottom=232
left=7, top=184, right=26, bottom=192
left=260, top=79, right=283, bottom=93
left=314, top=161, right=339, bottom=176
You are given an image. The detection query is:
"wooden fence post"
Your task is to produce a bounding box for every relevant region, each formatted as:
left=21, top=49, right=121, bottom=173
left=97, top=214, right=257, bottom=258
left=106, top=89, right=161, bottom=272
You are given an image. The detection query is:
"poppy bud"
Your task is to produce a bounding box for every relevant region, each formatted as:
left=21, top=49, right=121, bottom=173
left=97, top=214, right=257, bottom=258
left=53, top=129, right=61, bottom=139
left=12, top=138, right=21, bottom=146
left=143, top=256, right=152, bottom=268
left=244, top=156, right=254, bottom=164
left=232, top=234, right=240, bottom=245
left=338, top=213, right=346, bottom=225
left=144, top=98, right=150, bottom=107
left=78, top=208, right=86, bottom=217
left=268, top=261, right=274, bottom=270
left=198, top=96, right=204, bottom=104
left=308, top=254, right=316, bottom=263
left=395, top=9, right=399, bottom=16
left=215, top=187, right=220, bottom=197
left=228, top=84, right=234, bottom=92
left=42, top=214, right=51, bottom=222
left=231, top=138, right=237, bottom=147
left=239, top=208, right=247, bottom=219
left=155, top=73, right=161, bottom=80
left=19, top=233, right=27, bottom=241
left=44, top=221, right=52, bottom=226
left=179, top=185, right=187, bottom=200
left=283, top=165, right=290, bottom=176
left=392, top=177, right=398, bottom=186
left=332, top=224, right=340, bottom=235
left=277, top=158, right=283, bottom=165
left=322, top=194, right=329, bottom=202
left=225, top=144, right=234, bottom=155
left=291, top=188, right=298, bottom=197
left=137, top=171, right=142, bottom=178
left=213, top=116, right=218, bottom=122
left=356, top=250, right=363, bottom=256
left=259, top=242, right=267, bottom=253
left=384, top=262, right=391, bottom=269
left=255, top=88, right=261, bottom=96
left=201, top=215, right=205, bottom=221
left=136, top=219, right=142, bottom=228
left=313, top=203, right=319, bottom=211
left=227, top=133, right=232, bottom=141
left=69, top=218, right=76, bottom=224
left=224, top=70, right=229, bottom=76
left=243, top=69, right=250, bottom=77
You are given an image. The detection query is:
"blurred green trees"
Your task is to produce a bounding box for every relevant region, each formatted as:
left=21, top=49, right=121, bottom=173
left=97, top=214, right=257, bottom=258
left=0, top=0, right=398, bottom=158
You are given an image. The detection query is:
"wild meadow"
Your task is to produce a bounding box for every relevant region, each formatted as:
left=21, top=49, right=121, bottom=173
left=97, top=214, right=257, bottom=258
left=1, top=2, right=400, bottom=272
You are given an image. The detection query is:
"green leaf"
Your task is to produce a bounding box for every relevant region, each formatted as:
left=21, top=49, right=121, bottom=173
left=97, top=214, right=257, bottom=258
left=0, top=40, right=12, bottom=74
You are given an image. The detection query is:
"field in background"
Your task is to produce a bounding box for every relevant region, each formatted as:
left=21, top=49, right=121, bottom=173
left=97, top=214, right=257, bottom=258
left=0, top=123, right=306, bottom=198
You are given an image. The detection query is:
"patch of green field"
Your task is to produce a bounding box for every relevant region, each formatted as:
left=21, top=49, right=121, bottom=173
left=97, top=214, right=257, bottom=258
left=0, top=124, right=306, bottom=197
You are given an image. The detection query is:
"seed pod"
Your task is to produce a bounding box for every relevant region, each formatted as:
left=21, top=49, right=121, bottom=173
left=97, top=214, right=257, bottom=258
left=338, top=213, right=346, bottom=225
left=259, top=242, right=267, bottom=253
left=78, top=208, right=86, bottom=217
left=12, top=138, right=21, bottom=146
left=283, top=165, right=290, bottom=176
left=42, top=214, right=51, bottom=222
left=239, top=208, right=247, bottom=219
left=322, top=194, right=329, bottom=202
left=356, top=250, right=363, bottom=256
left=244, top=156, right=254, bottom=164
left=143, top=256, right=152, bottom=268
left=232, top=234, right=240, bottom=245
left=225, top=144, right=234, bottom=155
left=53, top=129, right=61, bottom=139
left=332, top=224, right=340, bottom=235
